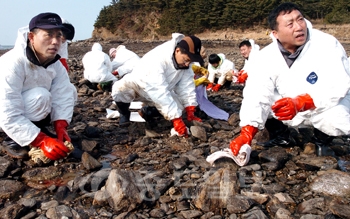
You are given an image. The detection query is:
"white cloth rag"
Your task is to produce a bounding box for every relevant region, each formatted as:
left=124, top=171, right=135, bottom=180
left=170, top=127, right=191, bottom=137
left=206, top=144, right=251, bottom=167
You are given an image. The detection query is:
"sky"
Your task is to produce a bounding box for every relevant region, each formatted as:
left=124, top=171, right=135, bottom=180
left=0, top=0, right=112, bottom=45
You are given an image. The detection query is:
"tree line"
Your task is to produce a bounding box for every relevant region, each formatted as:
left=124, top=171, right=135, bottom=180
left=94, top=0, right=350, bottom=37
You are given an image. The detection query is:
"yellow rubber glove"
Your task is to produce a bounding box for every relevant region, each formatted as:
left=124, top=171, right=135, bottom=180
left=194, top=77, right=211, bottom=87
left=192, top=65, right=208, bottom=76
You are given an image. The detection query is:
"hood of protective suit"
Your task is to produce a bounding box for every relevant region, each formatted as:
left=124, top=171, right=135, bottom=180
left=14, top=25, right=68, bottom=58
left=92, top=43, right=103, bottom=52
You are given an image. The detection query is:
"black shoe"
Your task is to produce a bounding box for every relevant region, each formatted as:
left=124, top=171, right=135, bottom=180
left=313, top=128, right=336, bottom=157
left=1, top=137, right=28, bottom=159
left=315, top=145, right=336, bottom=157
left=138, top=106, right=161, bottom=122
left=116, top=102, right=131, bottom=127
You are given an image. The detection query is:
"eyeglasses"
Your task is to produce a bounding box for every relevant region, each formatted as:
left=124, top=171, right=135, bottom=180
left=181, top=56, right=191, bottom=65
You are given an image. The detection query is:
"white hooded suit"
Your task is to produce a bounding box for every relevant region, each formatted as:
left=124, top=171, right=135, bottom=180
left=82, top=43, right=117, bottom=83
left=111, top=33, right=198, bottom=121
left=0, top=28, right=77, bottom=146
left=111, top=45, right=140, bottom=77
left=240, top=21, right=350, bottom=136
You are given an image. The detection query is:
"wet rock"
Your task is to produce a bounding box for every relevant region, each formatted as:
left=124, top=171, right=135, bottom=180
left=194, top=168, right=239, bottom=212
left=296, top=156, right=338, bottom=171
left=241, top=206, right=269, bottom=219
left=0, top=203, right=28, bottom=219
left=275, top=208, right=293, bottom=219
left=226, top=195, right=255, bottom=214
left=0, top=179, right=26, bottom=200
left=329, top=198, right=350, bottom=218
left=81, top=152, right=102, bottom=170
left=41, top=200, right=59, bottom=211
left=81, top=139, right=98, bottom=152
left=104, top=169, right=147, bottom=213
left=46, top=205, right=73, bottom=219
left=240, top=191, right=269, bottom=205
left=180, top=210, right=203, bottom=218
left=297, top=197, right=325, bottom=215
left=149, top=208, right=166, bottom=218
left=0, top=157, right=13, bottom=177
left=171, top=156, right=190, bottom=171
left=259, top=147, right=289, bottom=170
left=309, top=169, right=350, bottom=197
left=190, top=125, right=207, bottom=141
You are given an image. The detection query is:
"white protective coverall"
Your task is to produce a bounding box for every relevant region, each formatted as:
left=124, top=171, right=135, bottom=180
left=0, top=29, right=77, bottom=146
left=240, top=20, right=350, bottom=136
left=111, top=33, right=198, bottom=121
left=111, top=45, right=141, bottom=77
left=208, top=53, right=237, bottom=85
left=242, top=39, right=260, bottom=73
left=82, top=43, right=117, bottom=83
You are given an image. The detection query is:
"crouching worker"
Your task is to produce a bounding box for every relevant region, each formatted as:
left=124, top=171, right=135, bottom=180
left=83, top=42, right=118, bottom=91
left=0, top=12, right=77, bottom=160
left=111, top=33, right=202, bottom=136
left=230, top=3, right=350, bottom=158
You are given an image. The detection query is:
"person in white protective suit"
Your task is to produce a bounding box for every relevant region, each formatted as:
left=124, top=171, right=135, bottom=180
left=109, top=45, right=141, bottom=78
left=0, top=12, right=77, bottom=160
left=206, top=53, right=237, bottom=92
left=111, top=33, right=203, bottom=136
left=82, top=42, right=118, bottom=91
left=235, top=39, right=260, bottom=84
left=229, top=2, right=350, bottom=157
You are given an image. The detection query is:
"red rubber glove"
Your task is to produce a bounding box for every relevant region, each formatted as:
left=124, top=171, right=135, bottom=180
left=172, top=118, right=188, bottom=137
left=185, top=106, right=202, bottom=122
left=237, top=73, right=248, bottom=83
left=31, top=132, right=70, bottom=160
left=272, top=94, right=315, bottom=121
left=212, top=84, right=221, bottom=92
left=230, top=125, right=258, bottom=156
left=206, top=83, right=214, bottom=91
left=112, top=70, right=119, bottom=76
left=59, top=58, right=69, bottom=73
left=54, top=120, right=71, bottom=142
left=237, top=69, right=245, bottom=76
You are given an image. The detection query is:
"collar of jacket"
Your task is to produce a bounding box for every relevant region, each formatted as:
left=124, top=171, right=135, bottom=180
left=172, top=52, right=189, bottom=70
left=26, top=45, right=61, bottom=69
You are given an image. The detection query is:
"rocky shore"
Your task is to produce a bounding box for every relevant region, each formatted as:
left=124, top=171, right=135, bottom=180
left=0, top=38, right=350, bottom=219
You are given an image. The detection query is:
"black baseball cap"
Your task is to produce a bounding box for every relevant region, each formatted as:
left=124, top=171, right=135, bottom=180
left=29, top=12, right=69, bottom=32
left=177, top=36, right=204, bottom=63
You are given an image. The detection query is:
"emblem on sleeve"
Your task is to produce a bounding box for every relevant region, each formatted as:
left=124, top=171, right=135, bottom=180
left=306, top=72, right=318, bottom=84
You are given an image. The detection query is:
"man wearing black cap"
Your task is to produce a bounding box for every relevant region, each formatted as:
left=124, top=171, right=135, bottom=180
left=0, top=12, right=77, bottom=160
left=111, top=33, right=202, bottom=136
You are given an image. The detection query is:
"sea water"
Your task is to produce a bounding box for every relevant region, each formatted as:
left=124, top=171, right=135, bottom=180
left=0, top=45, right=14, bottom=50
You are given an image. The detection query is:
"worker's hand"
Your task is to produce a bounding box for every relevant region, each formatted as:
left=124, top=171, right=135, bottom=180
left=206, top=83, right=214, bottom=91
left=30, top=132, right=70, bottom=160
left=172, top=118, right=188, bottom=137
left=230, top=125, right=258, bottom=156
left=237, top=72, right=248, bottom=84
left=272, top=94, right=315, bottom=120
left=235, top=69, right=245, bottom=76
left=185, top=106, right=202, bottom=122
left=54, top=120, right=71, bottom=142
left=194, top=77, right=210, bottom=87
left=212, top=84, right=221, bottom=92
left=192, top=65, right=208, bottom=76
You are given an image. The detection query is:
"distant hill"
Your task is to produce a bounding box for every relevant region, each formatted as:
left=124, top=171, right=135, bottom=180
left=92, top=0, right=350, bottom=40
